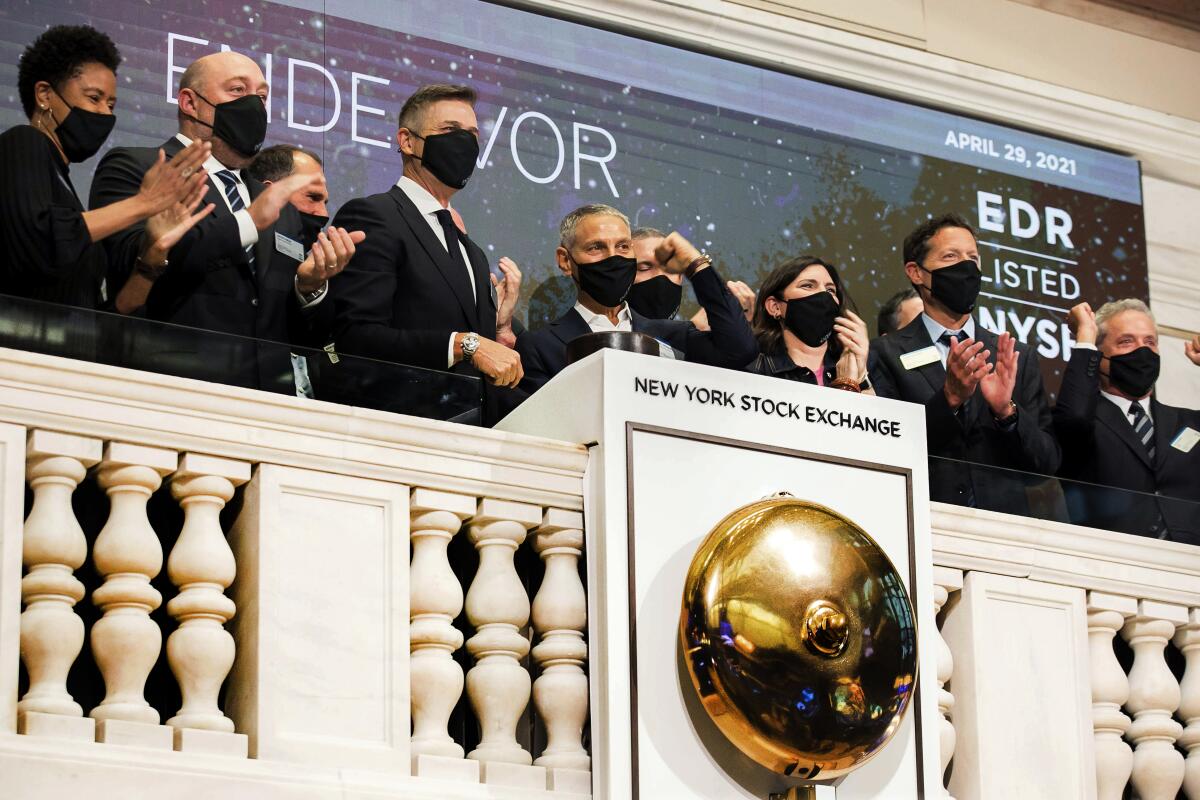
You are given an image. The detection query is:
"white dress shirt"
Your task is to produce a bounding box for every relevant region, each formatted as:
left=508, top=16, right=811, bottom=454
left=175, top=133, right=257, bottom=249
left=574, top=300, right=633, bottom=332
left=573, top=300, right=675, bottom=359
left=921, top=314, right=976, bottom=368
left=394, top=176, right=477, bottom=368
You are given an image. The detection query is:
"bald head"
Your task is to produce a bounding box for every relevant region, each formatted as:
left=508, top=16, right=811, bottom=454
left=176, top=50, right=268, bottom=167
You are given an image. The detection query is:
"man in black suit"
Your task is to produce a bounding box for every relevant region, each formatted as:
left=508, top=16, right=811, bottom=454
left=517, top=204, right=758, bottom=393
left=869, top=213, right=1060, bottom=513
left=330, top=84, right=523, bottom=423
left=90, top=51, right=358, bottom=391
left=1054, top=299, right=1200, bottom=544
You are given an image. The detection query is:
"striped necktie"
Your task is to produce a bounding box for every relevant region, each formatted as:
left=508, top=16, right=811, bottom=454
left=215, top=170, right=256, bottom=275
left=1128, top=402, right=1156, bottom=462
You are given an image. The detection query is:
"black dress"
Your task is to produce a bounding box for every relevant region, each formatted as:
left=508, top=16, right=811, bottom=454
left=0, top=124, right=107, bottom=308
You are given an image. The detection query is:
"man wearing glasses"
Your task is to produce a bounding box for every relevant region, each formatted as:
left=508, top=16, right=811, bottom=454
left=331, top=84, right=523, bottom=422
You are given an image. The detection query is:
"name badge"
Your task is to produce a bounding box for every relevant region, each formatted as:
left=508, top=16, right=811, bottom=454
left=900, top=345, right=940, bottom=371
left=1171, top=427, right=1200, bottom=453
left=275, top=232, right=305, bottom=262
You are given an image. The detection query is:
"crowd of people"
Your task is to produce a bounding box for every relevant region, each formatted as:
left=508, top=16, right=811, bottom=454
left=3, top=25, right=1199, bottom=543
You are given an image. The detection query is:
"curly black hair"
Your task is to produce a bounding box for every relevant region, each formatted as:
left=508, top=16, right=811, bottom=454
left=17, top=25, right=121, bottom=118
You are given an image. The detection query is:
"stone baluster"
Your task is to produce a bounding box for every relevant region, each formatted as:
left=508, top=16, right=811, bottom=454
left=17, top=430, right=101, bottom=732
left=165, top=453, right=249, bottom=737
left=1121, top=600, right=1187, bottom=800
left=932, top=566, right=963, bottom=799
left=409, top=488, right=475, bottom=759
left=1088, top=591, right=1137, bottom=800
left=89, top=443, right=177, bottom=725
left=1176, top=608, right=1200, bottom=800
left=464, top=498, right=541, bottom=765
left=531, top=508, right=589, bottom=772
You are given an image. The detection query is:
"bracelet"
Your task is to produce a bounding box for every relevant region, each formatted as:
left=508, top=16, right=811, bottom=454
left=134, top=255, right=168, bottom=280
left=829, top=377, right=861, bottom=393
left=993, top=400, right=1018, bottom=422
left=684, top=253, right=712, bottom=279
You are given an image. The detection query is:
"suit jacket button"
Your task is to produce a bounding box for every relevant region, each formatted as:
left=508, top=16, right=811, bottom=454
left=251, top=298, right=259, bottom=307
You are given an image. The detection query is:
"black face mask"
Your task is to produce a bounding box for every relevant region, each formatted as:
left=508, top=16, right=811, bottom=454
left=916, top=259, right=982, bottom=316
left=188, top=92, right=268, bottom=157
left=574, top=254, right=637, bottom=308
left=781, top=290, right=840, bottom=347
left=627, top=275, right=683, bottom=319
left=409, top=129, right=479, bottom=190
left=298, top=211, right=328, bottom=249
left=48, top=88, right=116, bottom=163
left=1105, top=346, right=1160, bottom=399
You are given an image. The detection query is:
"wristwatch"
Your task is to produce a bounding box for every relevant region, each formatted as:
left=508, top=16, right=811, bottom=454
left=294, top=274, right=328, bottom=304
left=460, top=332, right=481, bottom=363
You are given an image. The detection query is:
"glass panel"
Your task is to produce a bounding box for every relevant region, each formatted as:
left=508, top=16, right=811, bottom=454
left=929, top=455, right=1199, bottom=545
left=0, top=293, right=481, bottom=424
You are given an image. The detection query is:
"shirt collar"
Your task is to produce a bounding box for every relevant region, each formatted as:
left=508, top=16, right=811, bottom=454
left=397, top=175, right=451, bottom=218
left=1100, top=390, right=1151, bottom=419
left=921, top=312, right=975, bottom=344
left=176, top=132, right=239, bottom=179
left=573, top=300, right=631, bottom=328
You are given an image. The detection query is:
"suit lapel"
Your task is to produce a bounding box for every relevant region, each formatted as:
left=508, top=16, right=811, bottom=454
left=550, top=308, right=591, bottom=348
left=245, top=177, right=277, bottom=290
left=1096, top=398, right=1152, bottom=468
left=463, top=237, right=492, bottom=331
left=895, top=318, right=946, bottom=397
left=1152, top=399, right=1179, bottom=470
left=389, top=186, right=477, bottom=325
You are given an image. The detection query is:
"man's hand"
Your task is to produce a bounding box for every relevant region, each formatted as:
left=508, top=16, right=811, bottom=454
left=1186, top=334, right=1200, bottom=367
left=943, top=336, right=991, bottom=410
left=833, top=309, right=870, bottom=378
left=247, top=172, right=314, bottom=231
left=727, top=280, right=755, bottom=321
left=1067, top=302, right=1098, bottom=346
left=979, top=331, right=1020, bottom=417
left=295, top=227, right=365, bottom=293
left=136, top=141, right=211, bottom=216
left=459, top=335, right=523, bottom=388
left=143, top=177, right=217, bottom=264
left=654, top=232, right=704, bottom=276
left=493, top=257, right=522, bottom=348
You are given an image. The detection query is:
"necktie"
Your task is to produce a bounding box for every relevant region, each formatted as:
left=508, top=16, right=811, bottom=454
left=434, top=208, right=476, bottom=305
left=939, top=330, right=968, bottom=348
left=215, top=170, right=256, bottom=275
left=1129, top=402, right=1156, bottom=462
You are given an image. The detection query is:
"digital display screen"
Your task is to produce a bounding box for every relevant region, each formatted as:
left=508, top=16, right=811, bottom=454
left=0, top=0, right=1146, bottom=395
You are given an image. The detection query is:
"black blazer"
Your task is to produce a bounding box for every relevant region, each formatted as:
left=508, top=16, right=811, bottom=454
left=516, top=266, right=758, bottom=394
left=330, top=184, right=515, bottom=423
left=90, top=137, right=332, bottom=390
left=1053, top=347, right=1200, bottom=544
left=869, top=314, right=1061, bottom=514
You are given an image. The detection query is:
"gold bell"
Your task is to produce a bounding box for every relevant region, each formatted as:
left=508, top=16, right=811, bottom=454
left=679, top=496, right=918, bottom=780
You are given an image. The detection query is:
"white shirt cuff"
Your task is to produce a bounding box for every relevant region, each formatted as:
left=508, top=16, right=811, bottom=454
left=234, top=209, right=259, bottom=249
left=1074, top=342, right=1097, bottom=351
left=447, top=333, right=457, bottom=369
left=294, top=282, right=328, bottom=308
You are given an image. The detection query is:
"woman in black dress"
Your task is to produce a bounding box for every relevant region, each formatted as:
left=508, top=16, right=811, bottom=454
left=0, top=25, right=212, bottom=309
left=745, top=255, right=874, bottom=393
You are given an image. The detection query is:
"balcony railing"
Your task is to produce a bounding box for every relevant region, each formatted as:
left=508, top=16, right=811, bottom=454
left=0, top=309, right=1197, bottom=798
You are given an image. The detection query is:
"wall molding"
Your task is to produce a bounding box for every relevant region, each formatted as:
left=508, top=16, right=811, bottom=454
left=508, top=0, right=1200, bottom=188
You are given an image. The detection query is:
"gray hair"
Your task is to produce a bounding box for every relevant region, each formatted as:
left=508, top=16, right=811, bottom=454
left=559, top=204, right=630, bottom=249
left=631, top=226, right=665, bottom=241
left=1095, top=298, right=1155, bottom=347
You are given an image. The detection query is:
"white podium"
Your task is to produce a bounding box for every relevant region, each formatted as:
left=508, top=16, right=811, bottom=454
left=498, top=349, right=941, bottom=800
